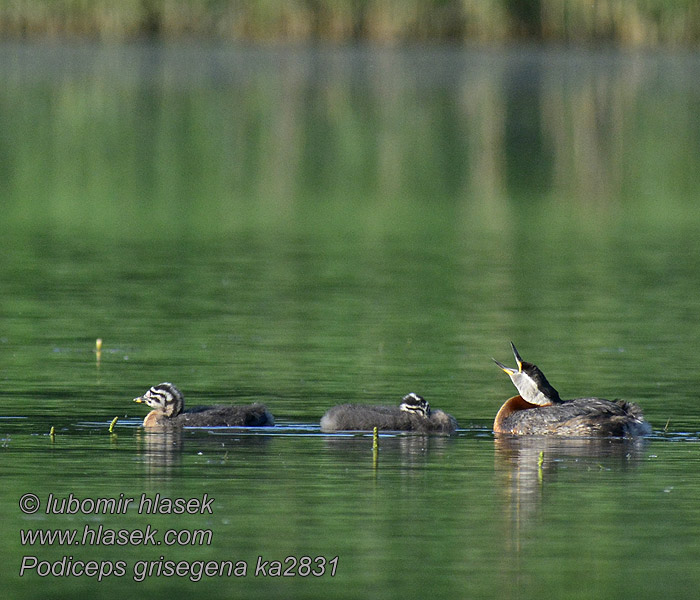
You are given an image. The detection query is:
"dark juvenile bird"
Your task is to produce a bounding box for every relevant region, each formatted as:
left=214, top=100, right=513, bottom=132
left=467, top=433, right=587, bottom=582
left=320, top=393, right=457, bottom=434
left=492, top=343, right=650, bottom=437
left=133, top=383, right=274, bottom=428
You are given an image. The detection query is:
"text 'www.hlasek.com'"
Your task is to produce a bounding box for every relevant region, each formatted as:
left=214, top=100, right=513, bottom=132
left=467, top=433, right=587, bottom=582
left=18, top=493, right=338, bottom=582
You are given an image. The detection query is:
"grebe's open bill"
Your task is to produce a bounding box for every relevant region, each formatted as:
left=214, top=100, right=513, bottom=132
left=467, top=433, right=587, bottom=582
left=510, top=342, right=524, bottom=370
left=492, top=357, right=516, bottom=375
left=493, top=342, right=524, bottom=375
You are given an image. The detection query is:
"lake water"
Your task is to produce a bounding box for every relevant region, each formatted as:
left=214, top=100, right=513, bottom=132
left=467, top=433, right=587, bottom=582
left=1, top=43, right=700, bottom=599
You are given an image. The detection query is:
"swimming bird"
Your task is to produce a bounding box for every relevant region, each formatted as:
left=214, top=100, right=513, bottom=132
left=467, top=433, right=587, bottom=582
left=133, top=383, right=275, bottom=428
left=320, top=393, right=457, bottom=433
left=492, top=343, right=650, bottom=436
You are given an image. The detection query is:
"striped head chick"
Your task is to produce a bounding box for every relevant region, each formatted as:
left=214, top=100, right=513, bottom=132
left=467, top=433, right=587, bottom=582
left=399, top=393, right=431, bottom=418
left=133, top=382, right=185, bottom=419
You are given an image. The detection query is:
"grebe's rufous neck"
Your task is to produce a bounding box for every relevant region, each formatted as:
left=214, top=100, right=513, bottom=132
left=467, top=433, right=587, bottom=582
left=133, top=382, right=275, bottom=428
left=493, top=342, right=561, bottom=405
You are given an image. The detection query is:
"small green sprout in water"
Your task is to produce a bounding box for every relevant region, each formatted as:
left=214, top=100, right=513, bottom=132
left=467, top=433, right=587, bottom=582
left=372, top=427, right=379, bottom=470
left=109, top=417, right=118, bottom=433
left=49, top=426, right=55, bottom=437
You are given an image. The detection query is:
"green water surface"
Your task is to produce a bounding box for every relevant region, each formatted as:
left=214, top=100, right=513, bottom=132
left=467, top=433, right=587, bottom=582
left=1, top=43, right=699, bottom=600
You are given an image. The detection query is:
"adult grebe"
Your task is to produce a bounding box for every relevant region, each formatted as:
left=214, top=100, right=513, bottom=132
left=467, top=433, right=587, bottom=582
left=133, top=383, right=275, bottom=428
left=320, top=393, right=457, bottom=434
left=492, top=343, right=650, bottom=436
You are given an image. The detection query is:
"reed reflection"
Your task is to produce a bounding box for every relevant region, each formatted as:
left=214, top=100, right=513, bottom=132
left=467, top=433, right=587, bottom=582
left=3, top=46, right=697, bottom=236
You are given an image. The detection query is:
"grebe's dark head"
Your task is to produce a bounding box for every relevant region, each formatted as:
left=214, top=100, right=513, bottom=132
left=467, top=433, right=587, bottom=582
left=399, top=393, right=431, bottom=418
left=493, top=342, right=562, bottom=405
left=133, top=383, right=184, bottom=417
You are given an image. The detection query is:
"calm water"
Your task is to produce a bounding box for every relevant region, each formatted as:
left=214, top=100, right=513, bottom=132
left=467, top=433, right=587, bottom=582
left=1, top=43, right=700, bottom=599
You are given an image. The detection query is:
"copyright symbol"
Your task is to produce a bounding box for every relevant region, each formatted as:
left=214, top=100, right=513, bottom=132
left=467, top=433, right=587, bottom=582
left=19, top=493, right=40, bottom=514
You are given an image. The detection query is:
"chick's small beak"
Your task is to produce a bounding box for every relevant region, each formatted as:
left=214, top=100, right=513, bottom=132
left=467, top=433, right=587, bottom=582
left=133, top=397, right=144, bottom=404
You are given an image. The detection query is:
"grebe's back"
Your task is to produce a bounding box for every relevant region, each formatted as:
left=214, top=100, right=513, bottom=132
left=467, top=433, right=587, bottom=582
left=494, top=394, right=650, bottom=436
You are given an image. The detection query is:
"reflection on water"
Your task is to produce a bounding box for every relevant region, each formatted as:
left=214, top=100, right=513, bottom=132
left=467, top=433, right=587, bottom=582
left=134, top=425, right=456, bottom=477
left=494, top=434, right=648, bottom=526
left=493, top=434, right=655, bottom=598
left=322, top=431, right=456, bottom=470
left=135, top=428, right=186, bottom=476
left=2, top=45, right=699, bottom=233
left=135, top=428, right=274, bottom=478
left=2, top=418, right=699, bottom=600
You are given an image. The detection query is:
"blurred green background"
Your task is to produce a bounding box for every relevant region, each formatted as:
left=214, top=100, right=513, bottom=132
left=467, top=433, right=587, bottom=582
left=1, top=0, right=699, bottom=46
